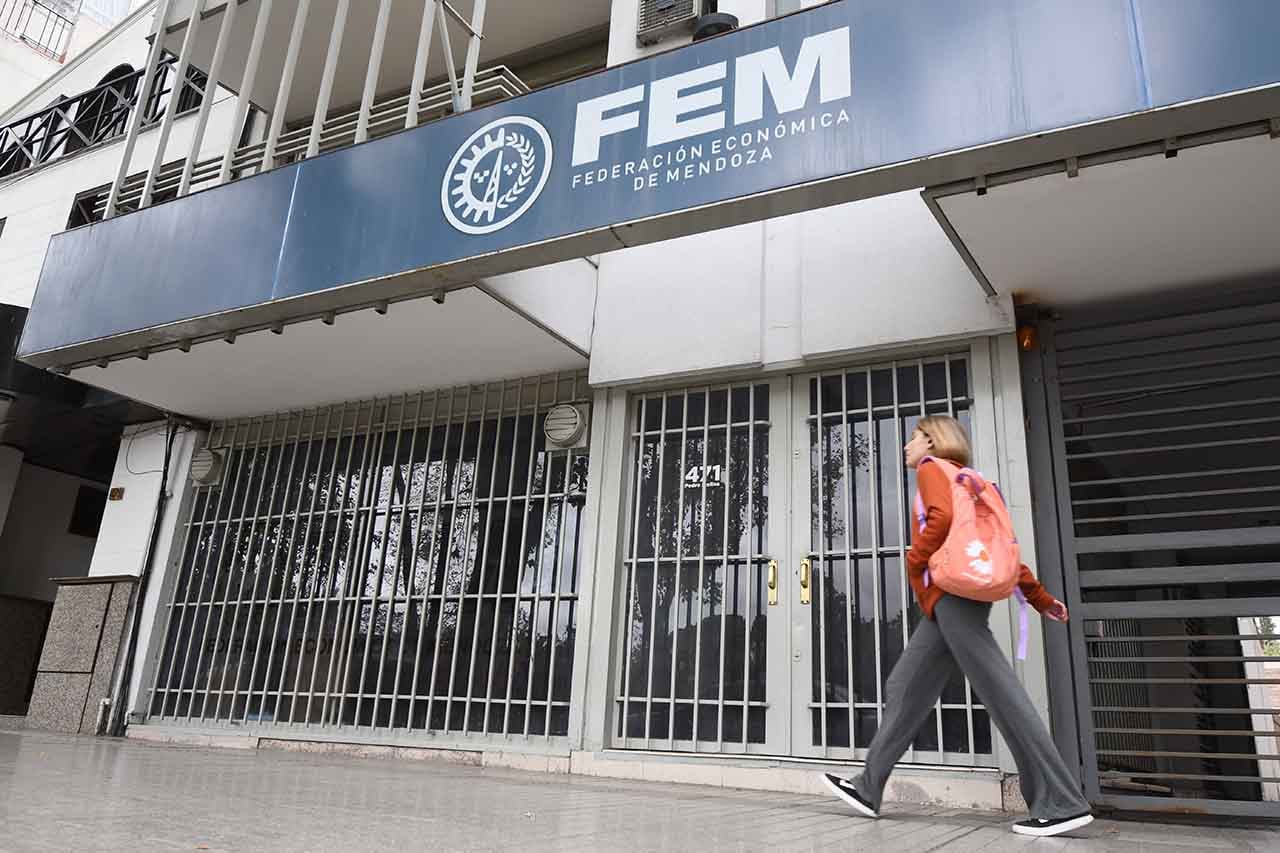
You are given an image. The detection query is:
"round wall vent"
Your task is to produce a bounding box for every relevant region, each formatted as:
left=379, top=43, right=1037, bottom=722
left=189, top=448, right=224, bottom=486
left=543, top=404, right=587, bottom=448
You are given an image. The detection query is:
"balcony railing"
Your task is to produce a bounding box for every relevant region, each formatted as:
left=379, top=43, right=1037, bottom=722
left=98, top=64, right=528, bottom=218
left=1, top=0, right=76, bottom=62
left=0, top=54, right=206, bottom=179
left=95, top=0, right=498, bottom=221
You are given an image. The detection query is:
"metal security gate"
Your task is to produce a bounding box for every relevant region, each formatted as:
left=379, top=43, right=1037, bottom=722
left=146, top=373, right=590, bottom=741
left=612, top=351, right=999, bottom=765
left=1025, top=292, right=1280, bottom=817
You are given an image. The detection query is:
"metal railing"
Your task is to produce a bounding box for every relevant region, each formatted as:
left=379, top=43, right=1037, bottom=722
left=101, top=0, right=494, bottom=220
left=1, top=0, right=77, bottom=61
left=96, top=63, right=528, bottom=219
left=0, top=54, right=204, bottom=179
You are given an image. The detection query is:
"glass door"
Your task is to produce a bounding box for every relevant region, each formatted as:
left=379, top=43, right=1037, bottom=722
left=788, top=356, right=998, bottom=766
left=612, top=379, right=792, bottom=754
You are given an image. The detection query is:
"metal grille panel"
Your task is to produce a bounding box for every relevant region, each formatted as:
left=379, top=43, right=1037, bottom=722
left=148, top=373, right=589, bottom=739
left=1045, top=293, right=1280, bottom=815
left=615, top=384, right=770, bottom=751
left=806, top=355, right=994, bottom=763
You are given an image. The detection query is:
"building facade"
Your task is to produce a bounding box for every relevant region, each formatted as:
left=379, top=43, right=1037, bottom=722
left=1, top=0, right=1277, bottom=820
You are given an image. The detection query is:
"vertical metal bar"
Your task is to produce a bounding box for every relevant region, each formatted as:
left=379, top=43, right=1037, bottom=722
left=236, top=410, right=304, bottom=723
left=104, top=0, right=174, bottom=218
left=376, top=392, right=425, bottom=728
left=691, top=389, right=710, bottom=748
left=405, top=0, right=439, bottom=129
left=179, top=0, right=239, bottom=196
left=868, top=369, right=883, bottom=729
left=417, top=389, right=461, bottom=729
left=262, top=0, right=312, bottom=171
left=944, top=354, right=977, bottom=761
left=266, top=407, right=325, bottom=722
left=815, top=376, right=828, bottom=752
left=667, top=390, right=689, bottom=749
left=326, top=401, right=384, bottom=724
left=921, top=359, right=945, bottom=756
left=219, top=0, right=272, bottom=184
left=463, top=382, right=507, bottom=732
left=302, top=401, right=364, bottom=725
left=436, top=2, right=462, bottom=111
left=406, top=388, right=448, bottom=730
left=356, top=0, right=394, bottom=144
left=171, top=422, right=240, bottom=719
left=840, top=370, right=856, bottom=755
left=743, top=385, right=756, bottom=748
left=153, top=425, right=222, bottom=717
left=717, top=388, right=734, bottom=752
left=307, top=0, right=350, bottom=159
left=196, top=417, right=266, bottom=721
left=458, top=0, right=487, bottom=110
left=502, top=378, right=545, bottom=735
left=482, top=379, right=526, bottom=734
left=386, top=392, right=430, bottom=727
left=543, top=439, right=576, bottom=740
left=334, top=398, right=394, bottom=725
left=214, top=414, right=282, bottom=720
left=642, top=392, right=668, bottom=744
left=891, top=361, right=913, bottom=762
left=140, top=0, right=207, bottom=209
left=404, top=389, right=450, bottom=727
left=355, top=394, right=410, bottom=727
left=444, top=385, right=488, bottom=733
left=523, top=400, right=559, bottom=738
left=426, top=387, right=474, bottom=731
left=617, top=394, right=646, bottom=745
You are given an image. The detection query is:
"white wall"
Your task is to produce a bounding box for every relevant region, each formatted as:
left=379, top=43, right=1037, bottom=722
left=87, top=421, right=201, bottom=716
left=0, top=463, right=103, bottom=602
left=589, top=190, right=1013, bottom=386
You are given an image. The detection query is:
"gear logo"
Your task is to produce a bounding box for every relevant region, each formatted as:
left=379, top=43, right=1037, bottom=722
left=442, top=116, right=553, bottom=235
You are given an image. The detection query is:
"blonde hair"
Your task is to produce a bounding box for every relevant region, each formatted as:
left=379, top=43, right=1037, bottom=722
left=917, top=415, right=971, bottom=467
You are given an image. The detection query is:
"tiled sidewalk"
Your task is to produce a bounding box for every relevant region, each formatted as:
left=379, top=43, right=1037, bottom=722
left=0, top=729, right=1275, bottom=851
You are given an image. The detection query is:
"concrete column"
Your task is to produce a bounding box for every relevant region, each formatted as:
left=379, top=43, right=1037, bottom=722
left=25, top=423, right=203, bottom=732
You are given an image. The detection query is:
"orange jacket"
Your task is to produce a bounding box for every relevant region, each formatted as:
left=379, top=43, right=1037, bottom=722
left=908, top=460, right=1057, bottom=619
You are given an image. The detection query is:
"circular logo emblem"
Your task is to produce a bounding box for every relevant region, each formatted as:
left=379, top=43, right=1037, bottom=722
left=442, top=116, right=553, bottom=235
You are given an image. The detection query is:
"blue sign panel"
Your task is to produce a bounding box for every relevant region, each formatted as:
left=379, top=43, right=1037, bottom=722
left=20, top=0, right=1280, bottom=361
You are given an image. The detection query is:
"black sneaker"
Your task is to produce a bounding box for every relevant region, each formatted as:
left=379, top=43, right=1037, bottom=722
left=1011, top=812, right=1094, bottom=837
left=819, top=773, right=879, bottom=818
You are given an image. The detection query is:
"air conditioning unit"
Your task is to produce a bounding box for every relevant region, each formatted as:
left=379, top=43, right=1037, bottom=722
left=637, top=0, right=700, bottom=46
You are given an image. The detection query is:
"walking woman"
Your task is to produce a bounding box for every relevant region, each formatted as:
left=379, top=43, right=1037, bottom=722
left=820, top=415, right=1093, bottom=838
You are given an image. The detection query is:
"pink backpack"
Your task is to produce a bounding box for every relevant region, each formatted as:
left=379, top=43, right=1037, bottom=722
left=914, top=457, right=1030, bottom=659
left=915, top=457, right=1019, bottom=600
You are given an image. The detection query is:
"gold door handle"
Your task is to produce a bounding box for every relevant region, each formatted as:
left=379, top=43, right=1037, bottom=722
left=767, top=560, right=778, bottom=606
left=800, top=559, right=811, bottom=605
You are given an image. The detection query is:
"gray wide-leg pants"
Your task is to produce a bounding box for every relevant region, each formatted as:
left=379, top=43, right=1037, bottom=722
left=852, top=595, right=1089, bottom=819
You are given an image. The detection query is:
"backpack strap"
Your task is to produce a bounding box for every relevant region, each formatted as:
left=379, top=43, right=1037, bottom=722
left=1013, top=587, right=1029, bottom=661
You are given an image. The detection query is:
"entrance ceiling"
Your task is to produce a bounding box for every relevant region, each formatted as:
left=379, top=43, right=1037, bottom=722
left=932, top=133, right=1280, bottom=306
left=67, top=287, right=586, bottom=420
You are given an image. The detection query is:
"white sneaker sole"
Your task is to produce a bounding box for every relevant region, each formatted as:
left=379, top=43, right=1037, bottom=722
left=1011, top=813, right=1094, bottom=837
left=820, top=774, right=878, bottom=819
